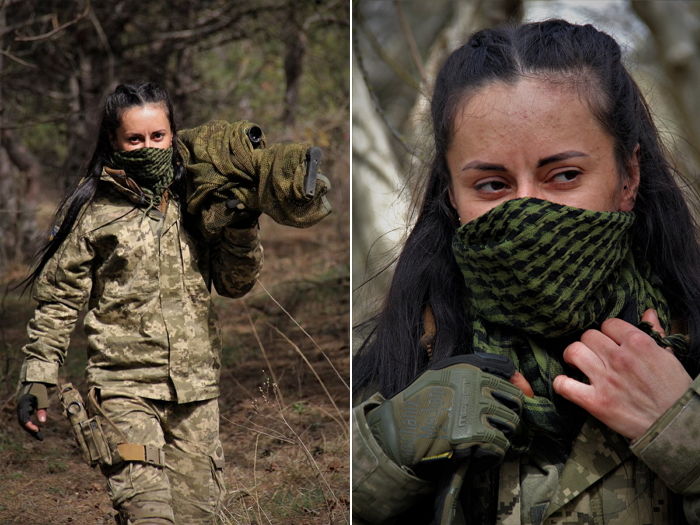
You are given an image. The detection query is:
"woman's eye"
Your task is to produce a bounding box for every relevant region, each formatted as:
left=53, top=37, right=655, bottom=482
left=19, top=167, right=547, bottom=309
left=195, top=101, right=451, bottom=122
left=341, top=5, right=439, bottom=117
left=128, top=136, right=141, bottom=143
left=475, top=180, right=508, bottom=193
left=552, top=170, right=581, bottom=183
left=153, top=132, right=164, bottom=139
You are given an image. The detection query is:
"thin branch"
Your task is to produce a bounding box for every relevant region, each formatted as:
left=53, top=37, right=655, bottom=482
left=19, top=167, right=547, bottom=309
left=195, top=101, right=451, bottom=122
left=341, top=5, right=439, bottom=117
left=393, top=0, right=426, bottom=83
left=87, top=7, right=111, bottom=55
left=122, top=4, right=282, bottom=52
left=303, top=14, right=350, bottom=31
left=353, top=37, right=415, bottom=159
left=0, top=14, right=55, bottom=38
left=14, top=2, right=91, bottom=42
left=355, top=18, right=422, bottom=92
left=0, top=48, right=36, bottom=68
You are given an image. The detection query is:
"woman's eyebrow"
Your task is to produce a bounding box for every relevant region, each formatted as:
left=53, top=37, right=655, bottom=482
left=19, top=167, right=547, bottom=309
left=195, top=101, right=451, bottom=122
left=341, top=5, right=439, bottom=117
left=461, top=161, right=506, bottom=172
left=537, top=150, right=588, bottom=167
left=462, top=151, right=589, bottom=172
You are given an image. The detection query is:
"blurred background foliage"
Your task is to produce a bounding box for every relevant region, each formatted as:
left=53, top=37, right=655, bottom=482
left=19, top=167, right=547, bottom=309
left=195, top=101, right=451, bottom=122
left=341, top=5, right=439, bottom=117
left=0, top=0, right=349, bottom=277
left=352, top=0, right=700, bottom=326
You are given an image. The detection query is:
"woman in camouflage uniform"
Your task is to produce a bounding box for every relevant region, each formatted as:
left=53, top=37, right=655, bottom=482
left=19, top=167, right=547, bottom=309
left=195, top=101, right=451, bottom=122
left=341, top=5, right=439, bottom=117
left=16, top=82, right=263, bottom=524
left=353, top=20, right=700, bottom=524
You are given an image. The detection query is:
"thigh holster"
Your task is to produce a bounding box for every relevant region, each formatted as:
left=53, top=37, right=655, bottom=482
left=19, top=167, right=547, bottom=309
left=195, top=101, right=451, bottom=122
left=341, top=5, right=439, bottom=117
left=59, top=384, right=165, bottom=468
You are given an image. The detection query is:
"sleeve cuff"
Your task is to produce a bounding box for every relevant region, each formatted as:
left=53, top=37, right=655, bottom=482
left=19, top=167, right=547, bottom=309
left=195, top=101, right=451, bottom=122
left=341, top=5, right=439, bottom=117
left=630, top=374, right=700, bottom=494
left=352, top=393, right=433, bottom=522
left=220, top=224, right=259, bottom=244
left=20, top=359, right=59, bottom=385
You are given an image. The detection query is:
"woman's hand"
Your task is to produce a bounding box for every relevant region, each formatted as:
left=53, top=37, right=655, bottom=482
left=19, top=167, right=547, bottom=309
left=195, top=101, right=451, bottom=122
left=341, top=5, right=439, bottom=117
left=367, top=354, right=524, bottom=468
left=22, top=408, right=47, bottom=436
left=553, top=309, right=692, bottom=440
left=17, top=382, right=50, bottom=441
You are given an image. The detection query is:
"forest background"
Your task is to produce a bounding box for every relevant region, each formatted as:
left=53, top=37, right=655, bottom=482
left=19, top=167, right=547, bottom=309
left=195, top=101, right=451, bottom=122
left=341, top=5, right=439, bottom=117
left=0, top=1, right=349, bottom=524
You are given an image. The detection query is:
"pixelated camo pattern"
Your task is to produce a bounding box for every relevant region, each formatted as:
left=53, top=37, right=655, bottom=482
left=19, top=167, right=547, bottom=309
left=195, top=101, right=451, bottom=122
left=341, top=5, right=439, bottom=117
left=93, top=393, right=224, bottom=523
left=470, top=417, right=686, bottom=525
left=352, top=400, right=695, bottom=524
left=20, top=173, right=262, bottom=403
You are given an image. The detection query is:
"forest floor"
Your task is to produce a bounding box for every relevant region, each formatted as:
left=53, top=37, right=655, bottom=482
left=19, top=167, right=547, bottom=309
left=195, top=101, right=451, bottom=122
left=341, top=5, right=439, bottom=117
left=0, top=160, right=350, bottom=524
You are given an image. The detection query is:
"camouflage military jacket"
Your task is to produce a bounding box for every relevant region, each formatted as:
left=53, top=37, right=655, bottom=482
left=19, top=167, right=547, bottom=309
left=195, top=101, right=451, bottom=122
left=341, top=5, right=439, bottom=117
left=352, top=373, right=700, bottom=524
left=19, top=171, right=262, bottom=403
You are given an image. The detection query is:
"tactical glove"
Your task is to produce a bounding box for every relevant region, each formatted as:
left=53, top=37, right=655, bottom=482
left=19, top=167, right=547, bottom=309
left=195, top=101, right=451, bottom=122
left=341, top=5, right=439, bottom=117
left=17, top=382, right=50, bottom=441
left=366, top=353, right=523, bottom=470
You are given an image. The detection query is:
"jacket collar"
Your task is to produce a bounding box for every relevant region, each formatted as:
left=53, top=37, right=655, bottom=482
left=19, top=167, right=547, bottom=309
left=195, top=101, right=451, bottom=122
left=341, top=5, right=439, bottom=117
left=100, top=167, right=170, bottom=216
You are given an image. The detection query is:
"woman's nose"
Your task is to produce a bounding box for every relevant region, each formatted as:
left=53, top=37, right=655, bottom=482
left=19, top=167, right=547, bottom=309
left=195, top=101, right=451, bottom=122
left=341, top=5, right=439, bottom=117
left=515, top=181, right=542, bottom=200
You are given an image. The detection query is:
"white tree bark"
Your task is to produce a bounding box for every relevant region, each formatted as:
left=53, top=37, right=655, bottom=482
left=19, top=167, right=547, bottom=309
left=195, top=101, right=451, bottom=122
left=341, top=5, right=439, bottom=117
left=352, top=53, right=408, bottom=324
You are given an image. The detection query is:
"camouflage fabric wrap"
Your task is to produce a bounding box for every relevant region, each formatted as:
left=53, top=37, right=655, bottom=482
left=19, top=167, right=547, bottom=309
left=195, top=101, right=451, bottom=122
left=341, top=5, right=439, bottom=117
left=177, top=120, right=331, bottom=236
left=109, top=147, right=174, bottom=208
left=451, top=198, right=680, bottom=449
left=19, top=172, right=261, bottom=403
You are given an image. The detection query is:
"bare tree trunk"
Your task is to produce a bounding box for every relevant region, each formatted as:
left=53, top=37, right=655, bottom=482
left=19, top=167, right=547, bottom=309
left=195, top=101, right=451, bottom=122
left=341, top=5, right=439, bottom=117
left=282, top=8, right=306, bottom=127
left=0, top=5, right=40, bottom=267
left=352, top=53, right=408, bottom=325
left=0, top=2, right=7, bottom=269
left=0, top=129, right=42, bottom=266
left=631, top=0, right=700, bottom=187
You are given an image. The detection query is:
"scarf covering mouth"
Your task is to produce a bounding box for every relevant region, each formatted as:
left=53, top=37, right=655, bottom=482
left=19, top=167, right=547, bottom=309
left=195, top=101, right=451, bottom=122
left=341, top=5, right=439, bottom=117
left=109, top=147, right=174, bottom=208
left=451, top=197, right=680, bottom=452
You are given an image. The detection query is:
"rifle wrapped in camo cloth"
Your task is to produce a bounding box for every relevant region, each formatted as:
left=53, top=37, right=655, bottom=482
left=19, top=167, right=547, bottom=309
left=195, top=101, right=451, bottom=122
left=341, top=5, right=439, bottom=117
left=178, top=120, right=331, bottom=238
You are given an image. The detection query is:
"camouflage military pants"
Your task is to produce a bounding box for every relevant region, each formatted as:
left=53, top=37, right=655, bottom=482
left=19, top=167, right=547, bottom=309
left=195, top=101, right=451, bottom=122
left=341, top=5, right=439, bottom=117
left=90, top=390, right=225, bottom=524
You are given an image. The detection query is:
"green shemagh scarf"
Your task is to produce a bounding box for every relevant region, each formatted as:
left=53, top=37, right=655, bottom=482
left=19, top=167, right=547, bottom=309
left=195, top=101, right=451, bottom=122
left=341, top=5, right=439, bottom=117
left=109, top=147, right=174, bottom=208
left=451, top=197, right=681, bottom=451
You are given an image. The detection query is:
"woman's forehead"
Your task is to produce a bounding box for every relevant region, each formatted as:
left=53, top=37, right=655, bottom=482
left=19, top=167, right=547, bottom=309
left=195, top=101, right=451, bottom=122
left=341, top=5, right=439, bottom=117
left=118, top=103, right=170, bottom=131
left=451, top=78, right=607, bottom=146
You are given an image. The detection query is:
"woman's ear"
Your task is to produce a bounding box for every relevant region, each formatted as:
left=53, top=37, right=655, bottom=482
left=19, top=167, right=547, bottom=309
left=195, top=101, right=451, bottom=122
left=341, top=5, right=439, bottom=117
left=619, top=145, right=641, bottom=212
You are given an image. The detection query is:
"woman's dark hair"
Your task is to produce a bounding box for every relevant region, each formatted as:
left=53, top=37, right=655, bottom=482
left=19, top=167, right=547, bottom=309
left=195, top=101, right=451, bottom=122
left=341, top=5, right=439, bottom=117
left=354, top=19, right=700, bottom=398
left=22, top=81, right=187, bottom=290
